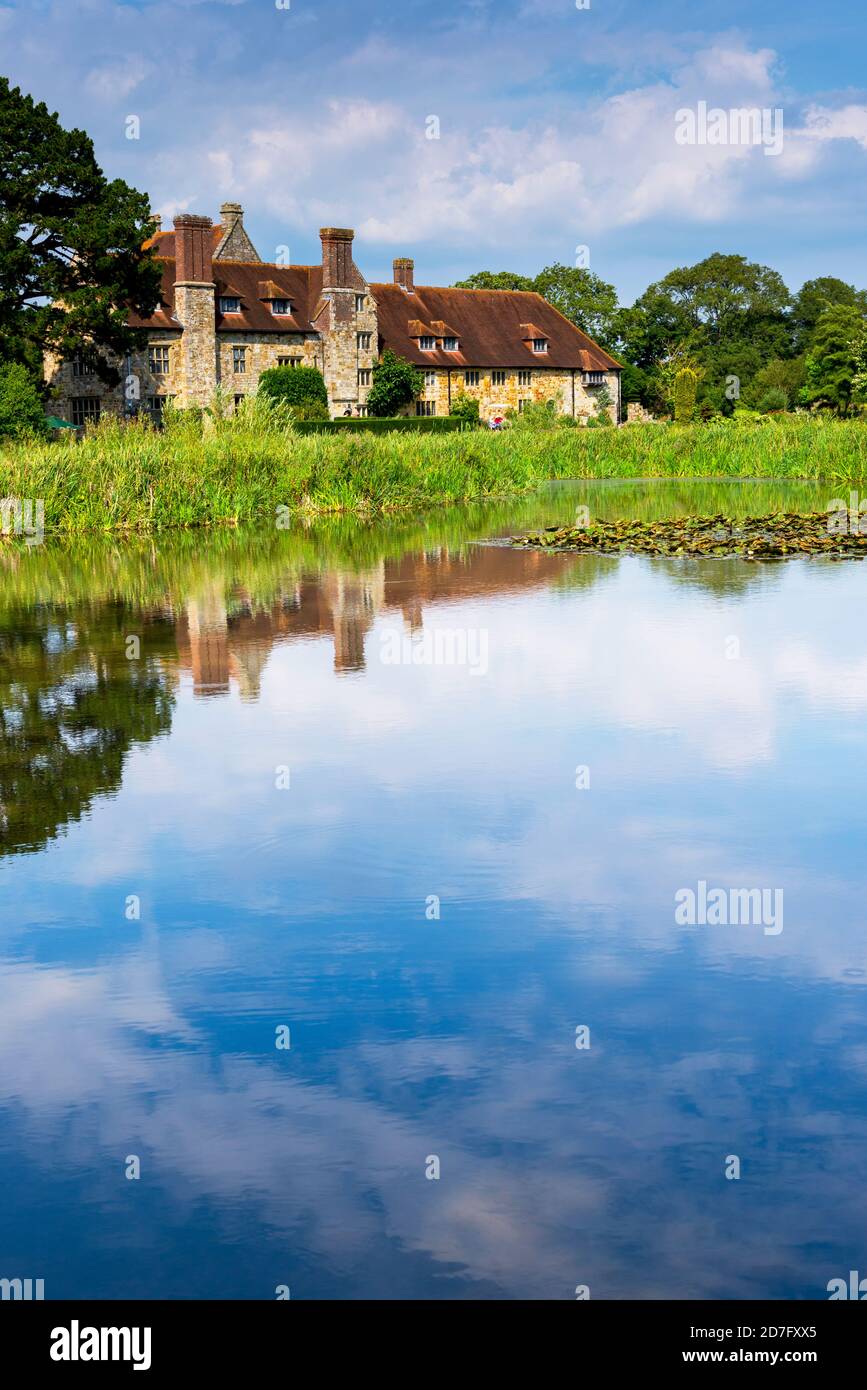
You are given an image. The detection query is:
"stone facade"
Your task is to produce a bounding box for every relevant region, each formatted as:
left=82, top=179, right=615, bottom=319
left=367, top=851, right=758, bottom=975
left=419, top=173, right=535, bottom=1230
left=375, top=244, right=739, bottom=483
left=218, top=332, right=323, bottom=404
left=414, top=365, right=619, bottom=423
left=44, top=203, right=622, bottom=425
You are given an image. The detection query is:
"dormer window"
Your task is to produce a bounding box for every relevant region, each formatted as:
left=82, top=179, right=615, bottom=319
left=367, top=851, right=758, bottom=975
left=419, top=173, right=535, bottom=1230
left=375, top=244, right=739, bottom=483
left=219, top=296, right=241, bottom=314
left=270, top=299, right=292, bottom=316
left=443, top=337, right=459, bottom=351
left=532, top=338, right=548, bottom=353
left=419, top=336, right=435, bottom=351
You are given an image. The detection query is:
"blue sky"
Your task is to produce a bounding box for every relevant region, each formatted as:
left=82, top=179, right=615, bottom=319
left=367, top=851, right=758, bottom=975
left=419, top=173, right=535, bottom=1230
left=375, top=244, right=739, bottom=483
left=2, top=0, right=867, bottom=302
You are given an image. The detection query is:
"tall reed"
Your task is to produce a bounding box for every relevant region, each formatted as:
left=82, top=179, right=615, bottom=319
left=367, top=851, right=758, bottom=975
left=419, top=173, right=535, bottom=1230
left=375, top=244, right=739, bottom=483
left=1, top=400, right=865, bottom=535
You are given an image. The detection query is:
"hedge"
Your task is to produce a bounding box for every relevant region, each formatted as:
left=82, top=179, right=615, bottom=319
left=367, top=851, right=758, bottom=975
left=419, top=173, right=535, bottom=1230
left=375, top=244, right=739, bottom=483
left=293, top=417, right=470, bottom=435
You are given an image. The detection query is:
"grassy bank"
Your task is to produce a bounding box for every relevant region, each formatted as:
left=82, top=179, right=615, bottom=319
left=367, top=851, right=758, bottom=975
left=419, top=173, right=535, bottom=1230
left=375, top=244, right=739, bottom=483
left=2, top=401, right=867, bottom=534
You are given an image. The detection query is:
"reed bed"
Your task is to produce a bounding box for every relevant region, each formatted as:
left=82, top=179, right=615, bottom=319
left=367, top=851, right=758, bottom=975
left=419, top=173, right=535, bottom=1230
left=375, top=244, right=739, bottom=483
left=1, top=399, right=866, bottom=535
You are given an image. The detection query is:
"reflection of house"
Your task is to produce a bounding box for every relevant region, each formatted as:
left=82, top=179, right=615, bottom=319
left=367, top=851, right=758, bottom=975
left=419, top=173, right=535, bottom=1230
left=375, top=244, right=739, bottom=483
left=171, top=545, right=557, bottom=697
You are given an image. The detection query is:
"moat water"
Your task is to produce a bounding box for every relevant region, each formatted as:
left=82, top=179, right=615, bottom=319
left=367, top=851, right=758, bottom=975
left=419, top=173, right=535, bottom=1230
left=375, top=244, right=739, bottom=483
left=1, top=478, right=866, bottom=1299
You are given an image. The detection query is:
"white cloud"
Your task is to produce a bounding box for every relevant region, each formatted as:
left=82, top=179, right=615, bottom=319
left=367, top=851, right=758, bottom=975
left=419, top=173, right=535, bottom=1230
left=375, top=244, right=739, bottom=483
left=85, top=57, right=153, bottom=103
left=164, top=39, right=865, bottom=254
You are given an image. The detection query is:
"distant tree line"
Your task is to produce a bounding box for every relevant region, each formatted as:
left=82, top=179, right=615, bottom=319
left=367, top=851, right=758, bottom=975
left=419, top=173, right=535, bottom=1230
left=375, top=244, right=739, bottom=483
left=454, top=257, right=867, bottom=417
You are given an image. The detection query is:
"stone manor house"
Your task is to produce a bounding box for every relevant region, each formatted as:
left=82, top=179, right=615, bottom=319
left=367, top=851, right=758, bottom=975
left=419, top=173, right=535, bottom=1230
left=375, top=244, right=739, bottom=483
left=46, top=203, right=621, bottom=426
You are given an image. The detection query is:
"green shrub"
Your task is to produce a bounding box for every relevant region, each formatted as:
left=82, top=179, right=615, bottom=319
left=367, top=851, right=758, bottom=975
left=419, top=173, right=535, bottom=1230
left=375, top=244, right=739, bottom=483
left=745, top=356, right=807, bottom=410
left=366, top=350, right=423, bottom=417
left=593, top=384, right=614, bottom=425
left=448, top=392, right=480, bottom=425
left=673, top=367, right=699, bottom=424
left=756, top=387, right=789, bottom=414
left=511, top=398, right=563, bottom=430
left=258, top=364, right=328, bottom=414
left=291, top=399, right=330, bottom=421
left=0, top=363, right=48, bottom=438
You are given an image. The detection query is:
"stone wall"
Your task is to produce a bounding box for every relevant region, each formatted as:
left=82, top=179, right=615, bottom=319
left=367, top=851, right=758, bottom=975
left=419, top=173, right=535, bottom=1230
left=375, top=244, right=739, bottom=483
left=412, top=366, right=620, bottom=422
left=45, top=330, right=183, bottom=420
left=626, top=401, right=657, bottom=424
left=217, top=333, right=323, bottom=400
left=46, top=329, right=332, bottom=420
left=174, top=285, right=217, bottom=408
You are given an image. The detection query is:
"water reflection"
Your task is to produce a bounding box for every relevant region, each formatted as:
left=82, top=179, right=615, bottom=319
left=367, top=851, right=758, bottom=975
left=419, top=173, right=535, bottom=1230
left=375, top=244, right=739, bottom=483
left=1, top=479, right=866, bottom=1300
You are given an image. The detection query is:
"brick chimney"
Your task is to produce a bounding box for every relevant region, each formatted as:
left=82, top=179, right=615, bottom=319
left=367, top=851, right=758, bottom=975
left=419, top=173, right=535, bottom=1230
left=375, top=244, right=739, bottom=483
left=393, top=257, right=414, bottom=292
left=174, top=213, right=214, bottom=285
left=317, top=225, right=375, bottom=418
left=172, top=214, right=216, bottom=408
left=320, top=227, right=355, bottom=289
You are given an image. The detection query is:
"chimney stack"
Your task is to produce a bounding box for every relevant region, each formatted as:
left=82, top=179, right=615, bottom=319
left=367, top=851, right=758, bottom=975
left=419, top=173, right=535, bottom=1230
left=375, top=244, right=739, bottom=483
left=393, top=257, right=414, bottom=292
left=172, top=215, right=217, bottom=409
left=320, top=227, right=355, bottom=289
left=173, top=213, right=214, bottom=285
left=219, top=201, right=243, bottom=235
left=151, top=213, right=162, bottom=233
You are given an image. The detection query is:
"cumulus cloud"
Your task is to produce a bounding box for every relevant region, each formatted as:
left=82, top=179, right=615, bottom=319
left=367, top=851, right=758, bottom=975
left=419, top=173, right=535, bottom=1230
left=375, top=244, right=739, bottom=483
left=1, top=2, right=866, bottom=287
left=148, top=37, right=864, bottom=261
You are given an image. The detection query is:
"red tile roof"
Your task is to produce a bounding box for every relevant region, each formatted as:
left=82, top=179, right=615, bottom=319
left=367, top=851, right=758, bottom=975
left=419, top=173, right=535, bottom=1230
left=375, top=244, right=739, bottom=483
left=128, top=258, right=325, bottom=333
left=141, top=227, right=223, bottom=256
left=371, top=283, right=620, bottom=370
left=129, top=242, right=620, bottom=369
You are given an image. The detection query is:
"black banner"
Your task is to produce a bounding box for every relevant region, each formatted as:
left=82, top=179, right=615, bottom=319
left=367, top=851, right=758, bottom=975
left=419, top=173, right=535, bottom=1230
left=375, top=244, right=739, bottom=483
left=1, top=1299, right=863, bottom=1374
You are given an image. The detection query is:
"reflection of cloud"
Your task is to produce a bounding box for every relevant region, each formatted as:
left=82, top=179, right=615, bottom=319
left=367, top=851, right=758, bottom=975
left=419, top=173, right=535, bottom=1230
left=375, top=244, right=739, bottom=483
left=1, top=943, right=867, bottom=1298
left=5, top=530, right=867, bottom=1294
left=777, top=643, right=867, bottom=711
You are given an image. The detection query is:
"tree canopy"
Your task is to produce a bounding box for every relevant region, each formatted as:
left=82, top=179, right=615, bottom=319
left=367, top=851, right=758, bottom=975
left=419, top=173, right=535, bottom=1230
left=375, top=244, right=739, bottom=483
left=456, top=249, right=867, bottom=415
left=614, top=253, right=792, bottom=408
left=0, top=77, right=161, bottom=383
left=453, top=270, right=535, bottom=293
left=790, top=277, right=867, bottom=355
left=801, top=305, right=867, bottom=415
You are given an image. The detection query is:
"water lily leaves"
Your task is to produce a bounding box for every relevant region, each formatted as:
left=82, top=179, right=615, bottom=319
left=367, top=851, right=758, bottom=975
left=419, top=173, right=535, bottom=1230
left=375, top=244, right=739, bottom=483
left=512, top=511, right=867, bottom=561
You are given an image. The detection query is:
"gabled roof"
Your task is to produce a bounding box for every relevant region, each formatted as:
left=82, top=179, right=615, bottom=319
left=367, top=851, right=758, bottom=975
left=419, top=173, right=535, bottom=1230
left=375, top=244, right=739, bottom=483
left=371, top=284, right=620, bottom=370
